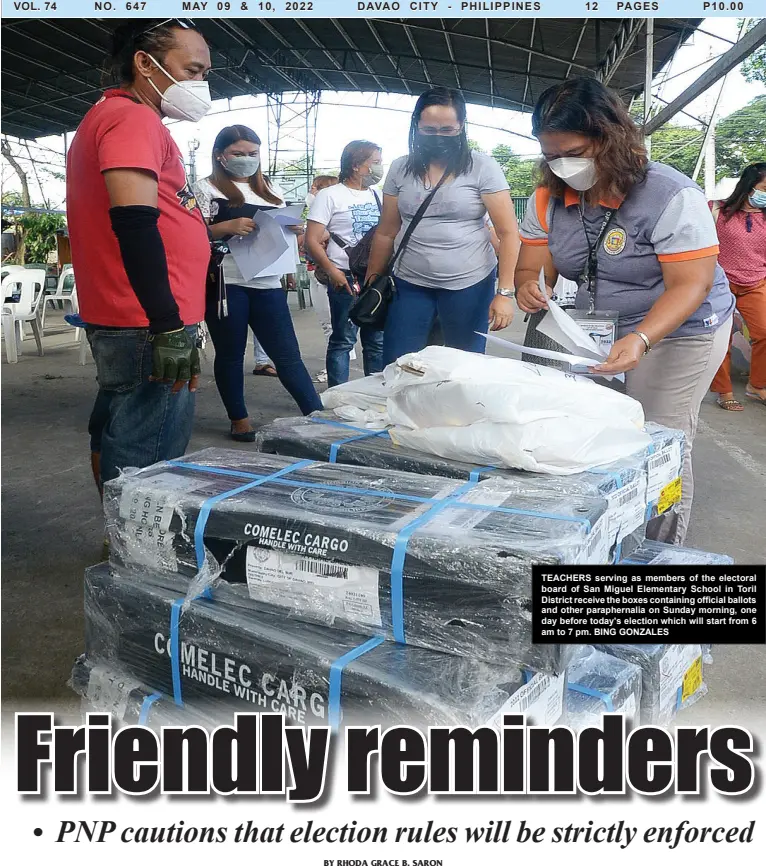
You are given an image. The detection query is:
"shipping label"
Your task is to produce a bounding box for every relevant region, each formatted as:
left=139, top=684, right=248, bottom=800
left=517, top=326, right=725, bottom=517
left=605, top=475, right=647, bottom=544
left=646, top=440, right=682, bottom=502
left=658, top=644, right=703, bottom=722
left=487, top=672, right=565, bottom=730
left=119, top=472, right=208, bottom=533
left=246, top=547, right=382, bottom=628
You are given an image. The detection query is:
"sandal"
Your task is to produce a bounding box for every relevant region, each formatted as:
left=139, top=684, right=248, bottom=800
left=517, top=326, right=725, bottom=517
left=253, top=364, right=278, bottom=377
left=745, top=387, right=766, bottom=406
left=716, top=397, right=744, bottom=411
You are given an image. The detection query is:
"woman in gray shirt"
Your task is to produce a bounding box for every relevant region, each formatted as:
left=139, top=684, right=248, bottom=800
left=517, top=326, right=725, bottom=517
left=366, top=87, right=520, bottom=365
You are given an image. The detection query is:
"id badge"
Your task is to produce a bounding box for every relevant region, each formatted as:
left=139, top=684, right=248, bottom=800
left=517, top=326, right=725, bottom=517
left=567, top=310, right=618, bottom=374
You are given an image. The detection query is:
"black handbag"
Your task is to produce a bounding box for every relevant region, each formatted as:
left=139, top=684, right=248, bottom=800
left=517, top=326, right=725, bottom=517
left=347, top=190, right=382, bottom=284
left=349, top=173, right=447, bottom=329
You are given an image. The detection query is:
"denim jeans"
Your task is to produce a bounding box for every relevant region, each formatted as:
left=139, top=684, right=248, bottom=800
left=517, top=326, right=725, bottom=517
left=87, top=325, right=198, bottom=484
left=205, top=284, right=322, bottom=420
left=383, top=269, right=497, bottom=365
left=326, top=278, right=384, bottom=388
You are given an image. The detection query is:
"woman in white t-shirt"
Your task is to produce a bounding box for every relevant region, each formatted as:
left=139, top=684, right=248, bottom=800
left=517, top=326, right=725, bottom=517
left=304, top=141, right=385, bottom=388
left=194, top=125, right=321, bottom=442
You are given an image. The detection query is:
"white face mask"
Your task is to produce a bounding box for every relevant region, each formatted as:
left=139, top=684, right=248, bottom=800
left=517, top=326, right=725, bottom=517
left=147, top=55, right=211, bottom=122
left=547, top=157, right=598, bottom=191
left=305, top=192, right=316, bottom=207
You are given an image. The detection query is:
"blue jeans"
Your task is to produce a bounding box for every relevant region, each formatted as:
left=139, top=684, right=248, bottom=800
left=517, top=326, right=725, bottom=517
left=205, top=285, right=321, bottom=420
left=87, top=325, right=198, bottom=484
left=383, top=269, right=497, bottom=365
left=326, top=279, right=384, bottom=388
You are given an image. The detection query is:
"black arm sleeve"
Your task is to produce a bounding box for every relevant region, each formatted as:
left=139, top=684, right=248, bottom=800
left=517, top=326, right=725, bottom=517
left=109, top=205, right=184, bottom=333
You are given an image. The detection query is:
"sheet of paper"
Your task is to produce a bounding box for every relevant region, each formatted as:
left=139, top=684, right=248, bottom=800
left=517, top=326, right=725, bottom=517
left=271, top=204, right=305, bottom=227
left=254, top=228, right=300, bottom=279
left=536, top=269, right=606, bottom=360
left=477, top=331, right=624, bottom=383
left=228, top=211, right=288, bottom=280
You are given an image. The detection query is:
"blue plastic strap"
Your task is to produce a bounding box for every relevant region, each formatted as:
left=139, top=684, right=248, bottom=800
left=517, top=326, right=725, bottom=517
left=138, top=692, right=163, bottom=725
left=172, top=462, right=589, bottom=527
left=190, top=459, right=314, bottom=568
left=167, top=458, right=590, bottom=652
left=329, top=430, right=389, bottom=464
left=170, top=586, right=213, bottom=707
left=328, top=636, right=385, bottom=731
left=309, top=417, right=390, bottom=436
left=390, top=478, right=479, bottom=643
left=169, top=460, right=314, bottom=706
left=567, top=682, right=615, bottom=712
left=469, top=465, right=499, bottom=482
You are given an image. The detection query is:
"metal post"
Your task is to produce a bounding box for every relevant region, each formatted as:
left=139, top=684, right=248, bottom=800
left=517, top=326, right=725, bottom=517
left=644, top=18, right=654, bottom=159
left=705, top=125, right=716, bottom=200
left=693, top=18, right=750, bottom=183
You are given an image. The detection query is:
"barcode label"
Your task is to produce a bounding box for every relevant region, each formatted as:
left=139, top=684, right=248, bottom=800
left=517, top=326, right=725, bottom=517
left=605, top=475, right=647, bottom=544
left=578, top=514, right=610, bottom=564
left=295, top=559, right=349, bottom=579
left=487, top=673, right=565, bottom=729
left=246, top=548, right=382, bottom=628
left=646, top=440, right=682, bottom=502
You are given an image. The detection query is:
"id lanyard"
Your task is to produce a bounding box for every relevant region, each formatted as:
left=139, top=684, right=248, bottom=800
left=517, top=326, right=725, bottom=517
left=578, top=202, right=616, bottom=312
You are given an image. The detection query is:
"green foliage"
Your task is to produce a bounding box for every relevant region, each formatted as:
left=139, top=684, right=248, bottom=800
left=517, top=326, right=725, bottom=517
left=649, top=126, right=704, bottom=178
left=715, top=95, right=766, bottom=178
left=491, top=144, right=540, bottom=197
left=15, top=212, right=65, bottom=264
left=740, top=19, right=766, bottom=86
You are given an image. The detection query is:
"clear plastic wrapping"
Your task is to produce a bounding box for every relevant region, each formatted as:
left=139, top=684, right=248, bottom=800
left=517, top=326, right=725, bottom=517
left=82, top=563, right=567, bottom=730
left=71, top=655, right=214, bottom=727
left=565, top=646, right=642, bottom=730
left=104, top=448, right=610, bottom=672
left=595, top=644, right=706, bottom=727
left=620, top=539, right=735, bottom=566
left=643, top=423, right=685, bottom=520
left=256, top=415, right=686, bottom=558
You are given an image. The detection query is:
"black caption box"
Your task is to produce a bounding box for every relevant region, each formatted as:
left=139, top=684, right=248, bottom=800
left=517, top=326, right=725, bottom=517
left=533, top=565, right=766, bottom=644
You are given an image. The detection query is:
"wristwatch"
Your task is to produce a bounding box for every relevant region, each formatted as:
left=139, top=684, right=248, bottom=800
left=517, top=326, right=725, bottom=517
left=496, top=288, right=515, bottom=298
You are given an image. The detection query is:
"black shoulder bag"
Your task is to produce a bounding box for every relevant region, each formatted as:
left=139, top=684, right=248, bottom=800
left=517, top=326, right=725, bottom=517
left=346, top=190, right=382, bottom=285
left=349, top=173, right=448, bottom=329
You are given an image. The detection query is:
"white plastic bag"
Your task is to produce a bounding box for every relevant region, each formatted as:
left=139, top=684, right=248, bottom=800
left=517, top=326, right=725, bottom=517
left=390, top=419, right=650, bottom=475
left=386, top=347, right=650, bottom=474
left=387, top=347, right=645, bottom=429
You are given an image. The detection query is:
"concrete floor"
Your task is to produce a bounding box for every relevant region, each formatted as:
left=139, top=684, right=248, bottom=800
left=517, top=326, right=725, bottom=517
left=2, top=304, right=765, bottom=729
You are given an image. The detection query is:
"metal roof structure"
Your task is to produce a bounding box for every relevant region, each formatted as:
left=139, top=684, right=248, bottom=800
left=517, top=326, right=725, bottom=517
left=1, top=17, right=702, bottom=141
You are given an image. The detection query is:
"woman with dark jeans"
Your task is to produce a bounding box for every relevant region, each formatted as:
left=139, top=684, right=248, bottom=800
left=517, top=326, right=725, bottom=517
left=194, top=125, right=321, bottom=441
left=305, top=140, right=385, bottom=387
left=366, top=88, right=520, bottom=365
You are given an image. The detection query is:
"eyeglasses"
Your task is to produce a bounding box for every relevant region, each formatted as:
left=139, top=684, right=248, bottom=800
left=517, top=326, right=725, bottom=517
left=418, top=125, right=462, bottom=136
left=140, top=18, right=192, bottom=36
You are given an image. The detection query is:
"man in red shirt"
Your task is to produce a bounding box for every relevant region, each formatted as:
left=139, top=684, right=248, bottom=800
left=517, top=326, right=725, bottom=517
left=67, top=20, right=212, bottom=489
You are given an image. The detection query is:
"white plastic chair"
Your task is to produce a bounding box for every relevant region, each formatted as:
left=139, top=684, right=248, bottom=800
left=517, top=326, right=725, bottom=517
left=1, top=268, right=47, bottom=362
left=1, top=264, right=26, bottom=287
left=42, top=268, right=79, bottom=332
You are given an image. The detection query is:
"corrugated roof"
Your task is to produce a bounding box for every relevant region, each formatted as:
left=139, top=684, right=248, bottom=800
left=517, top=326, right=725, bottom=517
left=0, top=17, right=701, bottom=140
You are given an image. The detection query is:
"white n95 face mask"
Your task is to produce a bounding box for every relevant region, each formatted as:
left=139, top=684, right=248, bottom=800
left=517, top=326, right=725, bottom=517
left=305, top=192, right=316, bottom=207
left=147, top=55, right=211, bottom=122
left=547, top=157, right=598, bottom=192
